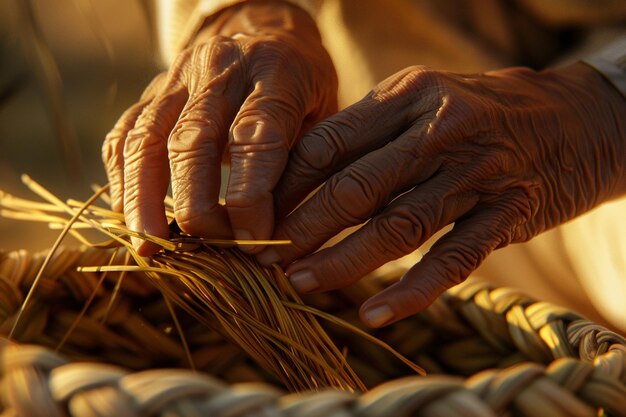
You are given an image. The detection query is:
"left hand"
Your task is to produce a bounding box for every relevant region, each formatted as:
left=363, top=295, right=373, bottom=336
left=257, top=62, right=626, bottom=327
left=101, top=1, right=337, bottom=255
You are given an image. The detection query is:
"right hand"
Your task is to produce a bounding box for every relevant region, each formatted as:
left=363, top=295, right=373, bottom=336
left=259, top=63, right=626, bottom=327
left=102, top=1, right=337, bottom=255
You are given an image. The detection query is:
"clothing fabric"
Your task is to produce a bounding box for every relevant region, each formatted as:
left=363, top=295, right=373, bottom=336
left=584, top=36, right=626, bottom=98
left=154, top=0, right=626, bottom=332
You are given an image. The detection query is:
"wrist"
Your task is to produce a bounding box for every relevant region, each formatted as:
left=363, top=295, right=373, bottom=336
left=552, top=62, right=626, bottom=201
left=190, top=1, right=321, bottom=46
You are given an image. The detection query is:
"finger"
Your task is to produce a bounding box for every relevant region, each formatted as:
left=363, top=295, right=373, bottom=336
left=265, top=158, right=399, bottom=265
left=282, top=178, right=478, bottom=293
left=258, top=132, right=438, bottom=265
left=168, top=43, right=244, bottom=238
left=274, top=67, right=437, bottom=219
left=103, top=102, right=150, bottom=213
left=168, top=95, right=234, bottom=238
left=273, top=97, right=414, bottom=219
left=123, top=86, right=188, bottom=255
left=102, top=73, right=167, bottom=212
left=359, top=208, right=512, bottom=327
left=258, top=122, right=446, bottom=266
left=225, top=78, right=307, bottom=251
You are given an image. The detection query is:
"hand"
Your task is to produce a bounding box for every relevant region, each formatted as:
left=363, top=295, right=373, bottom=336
left=258, top=62, right=626, bottom=327
left=102, top=1, right=337, bottom=255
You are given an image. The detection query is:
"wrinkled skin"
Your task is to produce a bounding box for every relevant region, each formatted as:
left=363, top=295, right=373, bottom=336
left=103, top=1, right=626, bottom=329
left=257, top=63, right=626, bottom=327
left=102, top=1, right=337, bottom=255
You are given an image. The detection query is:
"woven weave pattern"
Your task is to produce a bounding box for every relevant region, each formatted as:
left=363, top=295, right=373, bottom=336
left=1, top=247, right=625, bottom=416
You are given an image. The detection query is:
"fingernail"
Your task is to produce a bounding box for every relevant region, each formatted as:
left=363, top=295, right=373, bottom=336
left=363, top=304, right=394, bottom=327
left=234, top=229, right=259, bottom=253
left=257, top=248, right=280, bottom=266
left=288, top=270, right=320, bottom=293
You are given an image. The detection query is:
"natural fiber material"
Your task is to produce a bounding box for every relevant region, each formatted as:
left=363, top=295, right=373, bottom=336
left=1, top=248, right=626, bottom=416
left=1, top=179, right=625, bottom=415
left=0, top=178, right=423, bottom=392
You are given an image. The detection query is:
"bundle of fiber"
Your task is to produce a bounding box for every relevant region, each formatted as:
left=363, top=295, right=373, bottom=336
left=0, top=177, right=625, bottom=416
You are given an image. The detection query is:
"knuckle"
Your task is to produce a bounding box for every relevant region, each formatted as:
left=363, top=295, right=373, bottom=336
left=315, top=119, right=350, bottom=155
left=123, top=131, right=166, bottom=165
left=188, top=95, right=221, bottom=117
left=184, top=114, right=222, bottom=138
left=245, top=38, right=313, bottom=92
left=372, top=66, right=446, bottom=122
left=235, top=94, right=301, bottom=137
left=373, top=212, right=423, bottom=256
left=373, top=66, right=435, bottom=99
left=292, top=117, right=353, bottom=171
left=178, top=98, right=225, bottom=131
left=324, top=168, right=381, bottom=222
left=401, top=66, right=435, bottom=89
left=374, top=196, right=445, bottom=256
left=169, top=118, right=223, bottom=162
left=169, top=138, right=221, bottom=165
left=437, top=243, right=484, bottom=285
left=246, top=36, right=292, bottom=64
left=127, top=121, right=160, bottom=144
left=188, top=37, right=242, bottom=75
left=230, top=120, right=290, bottom=156
left=124, top=110, right=175, bottom=161
left=136, top=107, right=172, bottom=134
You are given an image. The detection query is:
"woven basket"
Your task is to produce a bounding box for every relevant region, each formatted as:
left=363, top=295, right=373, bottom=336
left=1, top=246, right=625, bottom=417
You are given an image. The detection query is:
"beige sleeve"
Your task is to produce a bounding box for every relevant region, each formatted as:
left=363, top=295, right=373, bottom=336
left=156, top=0, right=322, bottom=67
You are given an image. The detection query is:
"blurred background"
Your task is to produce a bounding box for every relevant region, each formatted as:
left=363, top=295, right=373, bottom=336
left=0, top=0, right=160, bottom=250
